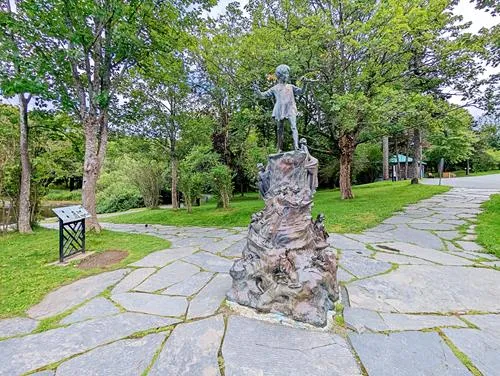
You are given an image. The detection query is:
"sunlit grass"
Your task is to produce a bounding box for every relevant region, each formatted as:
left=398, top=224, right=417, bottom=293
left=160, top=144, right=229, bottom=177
left=109, top=180, right=450, bottom=233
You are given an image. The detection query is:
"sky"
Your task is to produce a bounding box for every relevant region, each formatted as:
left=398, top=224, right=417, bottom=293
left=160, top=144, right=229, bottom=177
left=2, top=0, right=498, bottom=118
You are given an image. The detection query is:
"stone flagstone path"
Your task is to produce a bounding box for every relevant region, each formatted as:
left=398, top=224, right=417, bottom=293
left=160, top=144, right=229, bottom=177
left=1, top=187, right=499, bottom=375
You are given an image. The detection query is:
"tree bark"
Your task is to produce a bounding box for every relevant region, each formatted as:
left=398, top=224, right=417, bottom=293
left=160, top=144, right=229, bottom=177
left=411, top=128, right=422, bottom=184
left=82, top=114, right=108, bottom=231
left=171, top=157, right=179, bottom=209
left=339, top=133, right=355, bottom=199
left=18, top=94, right=32, bottom=233
left=382, top=135, right=389, bottom=180
left=404, top=135, right=410, bottom=179
left=395, top=136, right=401, bottom=180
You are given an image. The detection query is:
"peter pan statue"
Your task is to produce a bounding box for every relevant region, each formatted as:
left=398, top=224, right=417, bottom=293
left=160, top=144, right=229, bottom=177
left=253, top=64, right=309, bottom=152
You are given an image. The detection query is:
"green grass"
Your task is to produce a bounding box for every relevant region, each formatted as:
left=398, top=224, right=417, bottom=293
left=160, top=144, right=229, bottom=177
left=0, top=228, right=170, bottom=318
left=108, top=180, right=449, bottom=233
left=476, top=194, right=500, bottom=258
left=452, top=169, right=500, bottom=177
left=43, top=189, right=82, bottom=201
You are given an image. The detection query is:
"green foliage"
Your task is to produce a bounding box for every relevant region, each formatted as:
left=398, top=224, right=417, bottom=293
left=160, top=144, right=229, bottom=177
left=109, top=181, right=449, bottom=232
left=178, top=146, right=220, bottom=212
left=352, top=143, right=383, bottom=185
left=425, top=105, right=476, bottom=164
left=211, top=164, right=234, bottom=209
left=0, top=228, right=170, bottom=318
left=471, top=148, right=500, bottom=171
left=128, top=159, right=167, bottom=209
left=476, top=194, right=500, bottom=257
left=96, top=184, right=143, bottom=214
left=470, top=119, right=500, bottom=171
left=97, top=155, right=143, bottom=214
left=43, top=189, right=81, bottom=202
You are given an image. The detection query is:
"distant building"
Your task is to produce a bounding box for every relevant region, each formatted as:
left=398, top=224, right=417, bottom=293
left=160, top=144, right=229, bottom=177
left=389, top=154, right=426, bottom=180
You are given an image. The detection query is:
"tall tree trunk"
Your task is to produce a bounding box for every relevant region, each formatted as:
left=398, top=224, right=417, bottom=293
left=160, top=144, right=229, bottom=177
left=382, top=136, right=389, bottom=180
left=171, top=157, right=179, bottom=210
left=395, top=136, right=401, bottom=180
left=339, top=133, right=355, bottom=199
left=18, top=94, right=32, bottom=233
left=82, top=114, right=108, bottom=231
left=404, top=135, right=410, bottom=179
left=411, top=128, right=421, bottom=184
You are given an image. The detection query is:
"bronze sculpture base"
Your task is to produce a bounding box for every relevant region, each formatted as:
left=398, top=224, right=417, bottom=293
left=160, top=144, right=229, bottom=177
left=227, top=150, right=339, bottom=327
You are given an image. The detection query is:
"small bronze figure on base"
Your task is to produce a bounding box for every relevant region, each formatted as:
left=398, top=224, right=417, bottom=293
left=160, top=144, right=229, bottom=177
left=253, top=65, right=309, bottom=152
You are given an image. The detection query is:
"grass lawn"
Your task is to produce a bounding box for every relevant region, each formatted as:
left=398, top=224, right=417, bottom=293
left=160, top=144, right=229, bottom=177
left=0, top=228, right=170, bottom=318
left=108, top=180, right=450, bottom=233
left=476, top=194, right=500, bottom=258
left=453, top=169, right=500, bottom=177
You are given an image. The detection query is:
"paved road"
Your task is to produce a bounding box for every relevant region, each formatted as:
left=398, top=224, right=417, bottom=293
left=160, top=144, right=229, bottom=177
left=422, top=173, right=500, bottom=189
left=1, top=187, right=499, bottom=375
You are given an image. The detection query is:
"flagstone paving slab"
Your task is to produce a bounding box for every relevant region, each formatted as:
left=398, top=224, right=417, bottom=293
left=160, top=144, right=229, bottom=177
left=60, top=297, right=119, bottom=325
left=444, top=327, right=500, bottom=376
left=0, top=313, right=177, bottom=375
left=129, top=247, right=197, bottom=268
left=382, top=225, right=445, bottom=250
left=163, top=271, right=214, bottom=296
left=409, top=222, right=456, bottom=231
left=375, top=242, right=474, bottom=265
left=328, top=234, right=371, bottom=252
left=187, top=274, right=232, bottom=319
left=456, top=240, right=484, bottom=252
left=27, top=269, right=129, bottom=319
left=149, top=315, right=224, bottom=376
left=223, top=315, right=361, bottom=376
left=348, top=265, right=500, bottom=313
left=482, top=260, right=500, bottom=267
left=373, top=252, right=435, bottom=265
left=349, top=331, right=470, bottom=376
left=222, top=238, right=246, bottom=257
left=111, top=293, right=187, bottom=317
left=339, top=254, right=392, bottom=279
left=55, top=333, right=166, bottom=376
left=112, top=267, right=157, bottom=294
left=134, top=261, right=200, bottom=292
left=183, top=251, right=233, bottom=273
left=0, top=317, right=38, bottom=338
left=434, top=230, right=460, bottom=240
left=344, top=308, right=466, bottom=333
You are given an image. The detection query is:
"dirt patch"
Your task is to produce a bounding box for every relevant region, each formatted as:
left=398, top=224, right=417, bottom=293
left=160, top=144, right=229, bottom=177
left=77, top=250, right=128, bottom=269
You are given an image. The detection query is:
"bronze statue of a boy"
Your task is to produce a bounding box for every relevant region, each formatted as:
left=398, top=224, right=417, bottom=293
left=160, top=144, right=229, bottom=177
left=253, top=65, right=308, bottom=152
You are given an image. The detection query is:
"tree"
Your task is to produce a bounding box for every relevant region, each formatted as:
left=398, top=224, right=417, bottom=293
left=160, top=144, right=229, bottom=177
left=0, top=104, right=19, bottom=233
left=425, top=105, right=476, bottom=166
left=120, top=59, right=191, bottom=210
left=245, top=0, right=494, bottom=197
left=0, top=1, right=47, bottom=232
left=20, top=0, right=212, bottom=230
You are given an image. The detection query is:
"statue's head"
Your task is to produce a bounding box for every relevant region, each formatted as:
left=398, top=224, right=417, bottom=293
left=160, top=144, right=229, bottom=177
left=299, top=137, right=307, bottom=146
left=275, top=64, right=290, bottom=82
left=318, top=213, right=325, bottom=221
left=257, top=162, right=264, bottom=171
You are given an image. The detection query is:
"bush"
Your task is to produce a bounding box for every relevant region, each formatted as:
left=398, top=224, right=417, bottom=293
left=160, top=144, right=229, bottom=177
left=128, top=160, right=166, bottom=208
left=471, top=149, right=500, bottom=172
left=43, top=189, right=82, bottom=201
left=96, top=183, right=143, bottom=214
left=211, top=164, right=234, bottom=209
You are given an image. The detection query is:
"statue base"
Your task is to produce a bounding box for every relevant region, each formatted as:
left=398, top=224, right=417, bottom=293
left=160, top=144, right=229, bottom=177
left=227, top=150, right=339, bottom=327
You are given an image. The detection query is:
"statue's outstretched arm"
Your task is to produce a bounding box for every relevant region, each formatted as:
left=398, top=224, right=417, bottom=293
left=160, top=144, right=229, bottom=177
left=252, top=82, right=274, bottom=99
